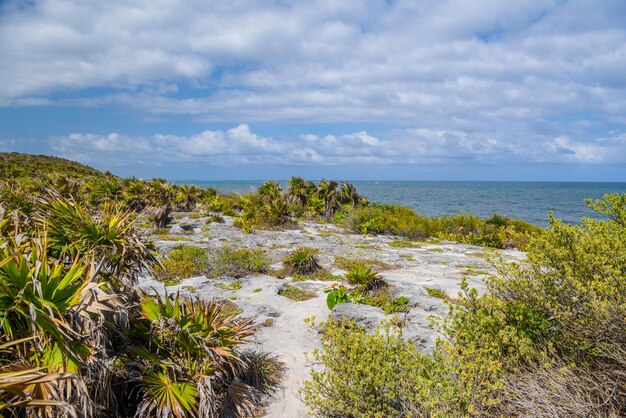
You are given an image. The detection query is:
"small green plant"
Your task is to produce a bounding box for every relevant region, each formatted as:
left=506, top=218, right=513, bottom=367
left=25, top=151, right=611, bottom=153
left=219, top=280, right=242, bottom=291
left=206, top=214, right=224, bottom=224
left=206, top=246, right=270, bottom=278
left=252, top=288, right=262, bottom=293
left=334, top=256, right=391, bottom=271
left=278, top=285, right=316, bottom=301
left=283, top=247, right=321, bottom=275
left=324, top=284, right=361, bottom=309
left=345, top=264, right=384, bottom=291
left=388, top=239, right=424, bottom=248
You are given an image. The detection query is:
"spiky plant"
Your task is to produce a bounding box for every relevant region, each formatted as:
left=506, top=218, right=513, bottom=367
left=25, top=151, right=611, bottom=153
left=283, top=247, right=321, bottom=275
left=345, top=264, right=384, bottom=291
left=132, top=292, right=260, bottom=418
left=0, top=232, right=122, bottom=415
left=37, top=192, right=159, bottom=289
left=176, top=185, right=203, bottom=212
left=146, top=179, right=177, bottom=228
left=317, top=179, right=340, bottom=221
left=0, top=339, right=93, bottom=418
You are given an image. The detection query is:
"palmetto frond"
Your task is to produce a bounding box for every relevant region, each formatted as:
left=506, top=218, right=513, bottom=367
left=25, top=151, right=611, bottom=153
left=36, top=192, right=159, bottom=288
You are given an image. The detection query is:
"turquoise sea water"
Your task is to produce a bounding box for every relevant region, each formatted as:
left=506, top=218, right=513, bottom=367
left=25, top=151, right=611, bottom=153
left=174, top=180, right=626, bottom=227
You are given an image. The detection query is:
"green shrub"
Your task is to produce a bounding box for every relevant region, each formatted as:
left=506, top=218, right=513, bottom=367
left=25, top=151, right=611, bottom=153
left=205, top=246, right=270, bottom=278
left=344, top=204, right=432, bottom=239
left=345, top=264, right=384, bottom=291
left=282, top=247, right=321, bottom=275
left=301, top=319, right=448, bottom=417
left=333, top=256, right=392, bottom=271
left=363, top=290, right=410, bottom=314
left=156, top=245, right=207, bottom=282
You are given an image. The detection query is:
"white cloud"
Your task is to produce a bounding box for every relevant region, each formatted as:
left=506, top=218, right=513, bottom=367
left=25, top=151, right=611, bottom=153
left=51, top=125, right=626, bottom=167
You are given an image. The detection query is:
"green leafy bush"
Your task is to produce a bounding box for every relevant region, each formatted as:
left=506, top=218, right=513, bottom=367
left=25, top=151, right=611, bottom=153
left=156, top=245, right=208, bottom=282
left=301, top=319, right=447, bottom=417
left=205, top=246, right=270, bottom=278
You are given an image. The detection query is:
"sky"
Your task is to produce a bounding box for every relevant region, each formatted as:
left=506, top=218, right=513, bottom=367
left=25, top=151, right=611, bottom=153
left=1, top=0, right=626, bottom=181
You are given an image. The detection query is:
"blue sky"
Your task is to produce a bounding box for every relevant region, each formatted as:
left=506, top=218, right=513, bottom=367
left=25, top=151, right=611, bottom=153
left=1, top=0, right=626, bottom=181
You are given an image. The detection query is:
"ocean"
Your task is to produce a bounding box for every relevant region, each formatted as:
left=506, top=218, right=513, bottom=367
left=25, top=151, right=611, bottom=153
left=174, top=180, right=626, bottom=227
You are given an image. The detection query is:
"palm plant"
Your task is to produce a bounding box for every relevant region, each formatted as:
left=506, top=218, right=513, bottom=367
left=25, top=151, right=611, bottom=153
left=146, top=179, right=177, bottom=228
left=122, top=178, right=148, bottom=211
left=338, top=182, right=362, bottom=207
left=176, top=185, right=203, bottom=212
left=0, top=233, right=121, bottom=415
left=317, top=179, right=340, bottom=221
left=37, top=193, right=159, bottom=288
left=132, top=292, right=259, bottom=417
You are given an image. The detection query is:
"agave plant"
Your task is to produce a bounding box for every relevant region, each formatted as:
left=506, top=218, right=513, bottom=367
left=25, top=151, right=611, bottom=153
left=132, top=292, right=261, bottom=418
left=37, top=192, right=159, bottom=288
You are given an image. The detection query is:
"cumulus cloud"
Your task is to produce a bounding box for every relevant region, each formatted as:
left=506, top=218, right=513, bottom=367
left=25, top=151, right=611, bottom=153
left=2, top=0, right=626, bottom=170
left=51, top=125, right=626, bottom=167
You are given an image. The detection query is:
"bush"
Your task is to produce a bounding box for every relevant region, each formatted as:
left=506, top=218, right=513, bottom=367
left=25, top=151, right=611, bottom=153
left=345, top=264, right=384, bottom=291
left=156, top=245, right=207, bottom=282
left=344, top=203, right=432, bottom=239
left=205, top=246, right=270, bottom=278
left=282, top=247, right=320, bottom=275
left=301, top=319, right=446, bottom=417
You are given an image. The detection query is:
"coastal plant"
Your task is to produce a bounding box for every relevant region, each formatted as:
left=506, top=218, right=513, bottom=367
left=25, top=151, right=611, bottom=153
left=324, top=284, right=362, bottom=309
left=156, top=245, right=208, bottom=282
left=132, top=292, right=263, bottom=417
left=345, top=264, right=384, bottom=291
left=278, top=284, right=316, bottom=302
left=282, top=247, right=321, bottom=275
left=37, top=193, right=159, bottom=288
left=301, top=319, right=444, bottom=417
left=205, top=246, right=270, bottom=278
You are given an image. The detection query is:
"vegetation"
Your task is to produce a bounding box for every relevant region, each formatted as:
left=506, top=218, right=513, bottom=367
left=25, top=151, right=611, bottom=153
left=282, top=247, right=321, bottom=275
left=345, top=264, right=384, bottom=291
left=0, top=157, right=284, bottom=417
left=304, top=193, right=626, bottom=417
left=333, top=256, right=392, bottom=272
left=205, top=246, right=270, bottom=278
left=344, top=203, right=541, bottom=249
left=156, top=245, right=208, bottom=282
left=278, top=285, right=317, bottom=302
left=0, top=152, right=103, bottom=180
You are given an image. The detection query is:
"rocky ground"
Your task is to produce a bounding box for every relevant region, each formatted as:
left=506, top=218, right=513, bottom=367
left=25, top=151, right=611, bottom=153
left=138, top=212, right=524, bottom=417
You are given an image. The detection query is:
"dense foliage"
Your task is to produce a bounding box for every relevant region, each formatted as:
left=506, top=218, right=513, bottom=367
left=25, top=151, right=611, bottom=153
left=304, top=193, right=626, bottom=417
left=0, top=176, right=282, bottom=416
left=0, top=152, right=104, bottom=180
